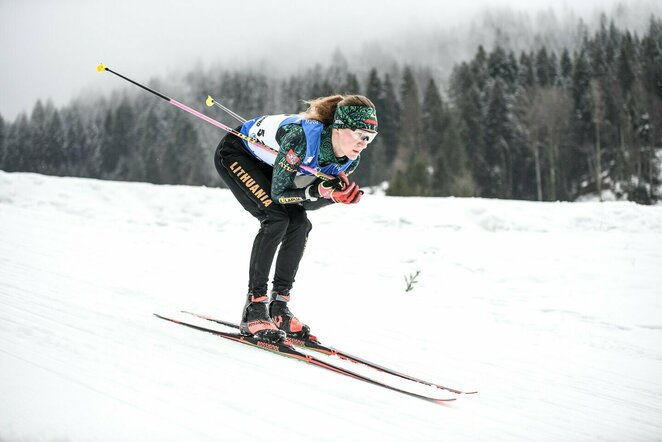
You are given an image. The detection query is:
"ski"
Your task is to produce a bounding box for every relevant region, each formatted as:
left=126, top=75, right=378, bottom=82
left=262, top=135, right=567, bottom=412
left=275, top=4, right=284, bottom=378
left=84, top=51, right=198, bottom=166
left=181, top=311, right=477, bottom=395
left=154, top=313, right=456, bottom=404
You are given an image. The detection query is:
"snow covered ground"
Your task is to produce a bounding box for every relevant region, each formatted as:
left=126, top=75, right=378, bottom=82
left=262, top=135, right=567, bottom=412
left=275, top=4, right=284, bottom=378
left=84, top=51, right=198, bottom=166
left=1, top=170, right=661, bottom=441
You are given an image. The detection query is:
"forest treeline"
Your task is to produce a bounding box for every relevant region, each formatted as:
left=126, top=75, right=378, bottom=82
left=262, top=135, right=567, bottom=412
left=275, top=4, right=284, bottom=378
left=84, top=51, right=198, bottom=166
left=1, top=16, right=660, bottom=203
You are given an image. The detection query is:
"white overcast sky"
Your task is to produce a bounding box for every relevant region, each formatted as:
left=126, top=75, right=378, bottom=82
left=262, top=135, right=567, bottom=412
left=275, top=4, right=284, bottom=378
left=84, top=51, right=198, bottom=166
left=0, top=0, right=657, bottom=120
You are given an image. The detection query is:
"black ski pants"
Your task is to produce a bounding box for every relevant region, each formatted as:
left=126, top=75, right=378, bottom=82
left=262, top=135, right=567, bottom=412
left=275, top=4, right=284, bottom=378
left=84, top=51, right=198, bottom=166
left=214, top=132, right=312, bottom=297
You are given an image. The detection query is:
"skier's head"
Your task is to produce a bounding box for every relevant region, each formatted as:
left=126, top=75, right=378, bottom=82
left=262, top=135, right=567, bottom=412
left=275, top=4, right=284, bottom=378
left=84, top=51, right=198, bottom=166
left=331, top=100, right=378, bottom=133
left=303, top=95, right=378, bottom=160
left=302, top=95, right=378, bottom=132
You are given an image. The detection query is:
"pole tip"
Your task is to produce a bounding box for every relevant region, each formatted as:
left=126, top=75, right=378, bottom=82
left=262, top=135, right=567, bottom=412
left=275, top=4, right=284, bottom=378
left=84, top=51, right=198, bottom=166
left=96, top=63, right=107, bottom=73
left=206, top=95, right=214, bottom=107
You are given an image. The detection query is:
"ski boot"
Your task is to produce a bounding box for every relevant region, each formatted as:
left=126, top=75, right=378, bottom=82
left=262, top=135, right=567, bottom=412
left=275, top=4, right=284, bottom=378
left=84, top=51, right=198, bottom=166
left=239, top=294, right=287, bottom=344
left=269, top=290, right=312, bottom=340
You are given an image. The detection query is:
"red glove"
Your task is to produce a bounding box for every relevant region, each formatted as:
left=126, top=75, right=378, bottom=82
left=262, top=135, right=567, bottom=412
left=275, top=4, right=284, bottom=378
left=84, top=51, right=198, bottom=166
left=310, top=172, right=362, bottom=204
left=330, top=182, right=362, bottom=204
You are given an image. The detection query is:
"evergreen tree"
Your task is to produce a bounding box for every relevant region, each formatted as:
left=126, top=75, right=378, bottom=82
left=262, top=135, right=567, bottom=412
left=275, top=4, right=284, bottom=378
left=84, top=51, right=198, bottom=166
left=450, top=62, right=486, bottom=196
left=311, top=79, right=334, bottom=99
left=179, top=118, right=206, bottom=185
left=616, top=32, right=641, bottom=191
left=85, top=111, right=106, bottom=178
left=421, top=78, right=448, bottom=194
left=139, top=105, right=164, bottom=183
left=421, top=78, right=446, bottom=155
left=436, top=112, right=475, bottom=197
left=518, top=52, right=536, bottom=89
left=304, top=65, right=334, bottom=99
left=388, top=169, right=408, bottom=196
left=618, top=32, right=636, bottom=97
left=513, top=88, right=542, bottom=200
left=44, top=106, right=65, bottom=175
left=387, top=151, right=429, bottom=196
left=114, top=97, right=138, bottom=180
left=641, top=18, right=662, bottom=101
left=507, top=51, right=520, bottom=91
left=484, top=79, right=514, bottom=198
left=400, top=66, right=421, bottom=136
left=549, top=52, right=559, bottom=86
left=559, top=49, right=573, bottom=88
left=387, top=67, right=424, bottom=194
left=488, top=46, right=513, bottom=86
left=589, top=79, right=606, bottom=200
left=640, top=18, right=662, bottom=201
left=395, top=66, right=421, bottom=170
left=30, top=100, right=48, bottom=173
left=327, top=49, right=350, bottom=92
left=570, top=49, right=594, bottom=196
left=606, top=20, right=620, bottom=66
left=101, top=109, right=117, bottom=177
left=243, top=73, right=271, bottom=117
left=588, top=32, right=607, bottom=80
left=4, top=114, right=30, bottom=172
left=628, top=77, right=654, bottom=201
left=380, top=73, right=401, bottom=169
left=343, top=73, right=360, bottom=95
left=471, top=46, right=489, bottom=92
left=161, top=108, right=204, bottom=184
left=535, top=47, right=554, bottom=87
left=62, top=108, right=89, bottom=177
left=101, top=96, right=135, bottom=179
left=281, top=75, right=306, bottom=113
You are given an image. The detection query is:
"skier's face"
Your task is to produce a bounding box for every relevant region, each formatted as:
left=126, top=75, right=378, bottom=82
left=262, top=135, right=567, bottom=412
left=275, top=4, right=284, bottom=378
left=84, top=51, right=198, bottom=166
left=332, top=128, right=375, bottom=160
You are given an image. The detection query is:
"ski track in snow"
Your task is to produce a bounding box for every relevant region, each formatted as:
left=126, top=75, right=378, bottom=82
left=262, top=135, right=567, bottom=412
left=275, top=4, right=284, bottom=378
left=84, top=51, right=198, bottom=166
left=1, top=171, right=662, bottom=441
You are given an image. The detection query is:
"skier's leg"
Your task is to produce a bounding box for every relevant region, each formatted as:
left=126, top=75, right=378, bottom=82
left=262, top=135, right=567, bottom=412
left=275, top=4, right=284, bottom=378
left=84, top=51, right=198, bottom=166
left=214, top=134, right=291, bottom=343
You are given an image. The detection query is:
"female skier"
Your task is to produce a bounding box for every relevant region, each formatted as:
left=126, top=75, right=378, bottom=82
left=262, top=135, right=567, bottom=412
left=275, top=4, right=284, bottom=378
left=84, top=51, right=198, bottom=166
left=214, top=95, right=378, bottom=344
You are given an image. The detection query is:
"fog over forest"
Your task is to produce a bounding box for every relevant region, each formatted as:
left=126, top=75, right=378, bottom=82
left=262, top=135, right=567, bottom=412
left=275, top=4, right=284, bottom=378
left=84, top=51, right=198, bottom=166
left=1, top=0, right=661, bottom=120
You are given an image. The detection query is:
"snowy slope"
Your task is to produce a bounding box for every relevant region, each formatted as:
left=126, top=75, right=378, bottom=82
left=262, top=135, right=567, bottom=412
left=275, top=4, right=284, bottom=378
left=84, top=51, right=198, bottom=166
left=1, top=170, right=661, bottom=442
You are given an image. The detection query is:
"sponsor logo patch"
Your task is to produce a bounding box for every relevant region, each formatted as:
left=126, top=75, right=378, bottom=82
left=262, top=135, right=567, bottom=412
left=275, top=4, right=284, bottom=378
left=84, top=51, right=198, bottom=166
left=286, top=149, right=300, bottom=165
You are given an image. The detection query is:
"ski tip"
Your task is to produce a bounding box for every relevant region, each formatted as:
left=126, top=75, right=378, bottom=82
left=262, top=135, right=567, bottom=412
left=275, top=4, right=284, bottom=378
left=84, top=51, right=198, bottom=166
left=180, top=310, right=208, bottom=319
left=96, top=63, right=107, bottom=73
left=206, top=95, right=214, bottom=107
left=444, top=389, right=478, bottom=395
left=432, top=398, right=457, bottom=405
left=153, top=313, right=180, bottom=324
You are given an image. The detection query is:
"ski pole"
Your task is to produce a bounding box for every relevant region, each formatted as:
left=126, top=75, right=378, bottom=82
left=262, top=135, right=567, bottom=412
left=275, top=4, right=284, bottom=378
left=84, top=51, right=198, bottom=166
left=206, top=95, right=246, bottom=123
left=96, top=64, right=331, bottom=180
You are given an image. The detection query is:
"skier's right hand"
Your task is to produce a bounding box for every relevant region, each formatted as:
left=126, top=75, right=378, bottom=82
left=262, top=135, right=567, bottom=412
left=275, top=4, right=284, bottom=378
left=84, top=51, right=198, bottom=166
left=309, top=172, right=361, bottom=204
left=322, top=172, right=350, bottom=192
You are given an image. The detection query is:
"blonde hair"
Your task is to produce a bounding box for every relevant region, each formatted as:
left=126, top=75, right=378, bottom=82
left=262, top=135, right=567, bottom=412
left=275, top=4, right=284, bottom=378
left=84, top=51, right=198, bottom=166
left=302, top=95, right=376, bottom=125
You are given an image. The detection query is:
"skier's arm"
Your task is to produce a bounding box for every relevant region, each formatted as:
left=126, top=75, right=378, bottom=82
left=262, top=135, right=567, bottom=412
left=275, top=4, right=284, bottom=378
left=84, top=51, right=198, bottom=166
left=271, top=124, right=362, bottom=206
left=271, top=124, right=310, bottom=204
left=302, top=158, right=360, bottom=209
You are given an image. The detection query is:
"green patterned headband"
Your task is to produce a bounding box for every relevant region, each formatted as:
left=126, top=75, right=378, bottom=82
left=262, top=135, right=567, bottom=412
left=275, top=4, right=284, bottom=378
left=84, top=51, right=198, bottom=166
left=332, top=106, right=378, bottom=132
